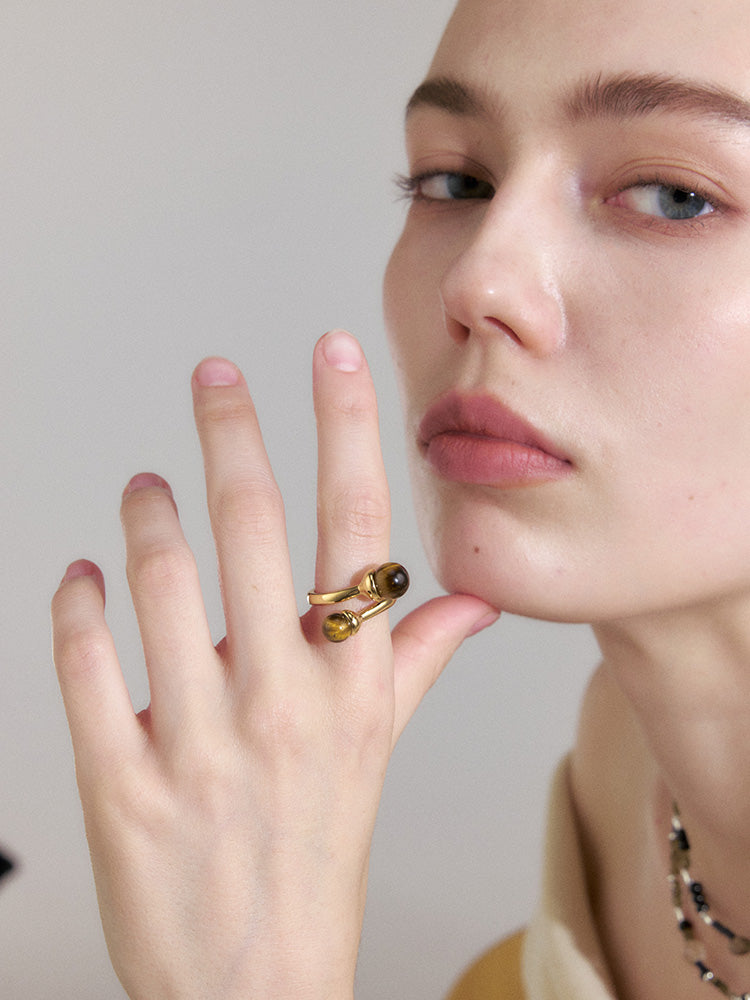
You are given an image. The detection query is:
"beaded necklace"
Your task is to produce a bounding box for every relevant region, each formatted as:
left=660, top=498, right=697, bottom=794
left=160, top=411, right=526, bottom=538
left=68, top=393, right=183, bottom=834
left=669, top=805, right=750, bottom=1000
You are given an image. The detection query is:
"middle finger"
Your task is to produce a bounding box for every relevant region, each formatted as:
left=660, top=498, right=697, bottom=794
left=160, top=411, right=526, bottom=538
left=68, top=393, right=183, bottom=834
left=311, top=331, right=392, bottom=640
left=192, top=357, right=299, bottom=661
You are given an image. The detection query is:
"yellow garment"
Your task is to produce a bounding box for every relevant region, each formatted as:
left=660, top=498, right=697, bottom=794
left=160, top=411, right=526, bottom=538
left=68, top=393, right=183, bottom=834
left=446, top=760, right=616, bottom=1000
left=446, top=930, right=527, bottom=1000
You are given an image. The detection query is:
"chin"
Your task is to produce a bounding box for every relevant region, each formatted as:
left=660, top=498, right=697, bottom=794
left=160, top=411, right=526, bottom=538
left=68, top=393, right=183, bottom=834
left=417, top=510, right=589, bottom=624
left=413, top=480, right=620, bottom=624
left=430, top=551, right=595, bottom=623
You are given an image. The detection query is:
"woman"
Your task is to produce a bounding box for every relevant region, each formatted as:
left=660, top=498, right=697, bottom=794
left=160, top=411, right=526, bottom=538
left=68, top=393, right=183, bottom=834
left=51, top=0, right=750, bottom=997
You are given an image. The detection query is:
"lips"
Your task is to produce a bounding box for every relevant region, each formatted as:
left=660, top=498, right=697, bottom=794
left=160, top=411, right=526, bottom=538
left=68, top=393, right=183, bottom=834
left=418, top=391, right=572, bottom=487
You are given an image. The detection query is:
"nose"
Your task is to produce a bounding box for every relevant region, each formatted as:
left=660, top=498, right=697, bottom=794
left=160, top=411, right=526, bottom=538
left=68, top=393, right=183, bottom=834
left=440, top=178, right=567, bottom=356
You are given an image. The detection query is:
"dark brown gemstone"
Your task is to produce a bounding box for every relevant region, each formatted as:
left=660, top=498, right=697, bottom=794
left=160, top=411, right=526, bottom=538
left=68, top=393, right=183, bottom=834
left=730, top=936, right=750, bottom=956
left=372, top=562, right=410, bottom=600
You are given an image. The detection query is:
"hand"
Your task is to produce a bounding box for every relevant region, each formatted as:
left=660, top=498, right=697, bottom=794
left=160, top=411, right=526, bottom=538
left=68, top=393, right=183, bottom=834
left=51, top=331, right=498, bottom=1000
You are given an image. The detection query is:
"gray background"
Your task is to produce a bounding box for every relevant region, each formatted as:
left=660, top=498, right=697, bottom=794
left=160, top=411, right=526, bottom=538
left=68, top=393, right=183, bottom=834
left=1, top=2, right=598, bottom=997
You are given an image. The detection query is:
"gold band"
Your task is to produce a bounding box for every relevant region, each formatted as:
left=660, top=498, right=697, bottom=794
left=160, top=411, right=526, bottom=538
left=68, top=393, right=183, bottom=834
left=307, top=562, right=409, bottom=642
left=320, top=599, right=396, bottom=643
left=307, top=562, right=409, bottom=605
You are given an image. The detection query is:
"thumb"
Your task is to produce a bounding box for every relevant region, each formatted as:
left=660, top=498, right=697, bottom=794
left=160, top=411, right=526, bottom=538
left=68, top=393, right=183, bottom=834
left=390, top=594, right=499, bottom=746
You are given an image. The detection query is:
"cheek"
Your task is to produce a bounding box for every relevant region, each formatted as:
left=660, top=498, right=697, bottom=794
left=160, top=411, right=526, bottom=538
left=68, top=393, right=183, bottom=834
left=382, top=238, right=408, bottom=369
left=563, top=239, right=750, bottom=468
left=383, top=232, right=432, bottom=351
left=383, top=232, right=449, bottom=407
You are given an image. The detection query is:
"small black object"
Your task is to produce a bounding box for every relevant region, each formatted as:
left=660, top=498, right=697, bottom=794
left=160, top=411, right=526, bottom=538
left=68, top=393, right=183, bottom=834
left=0, top=850, right=15, bottom=882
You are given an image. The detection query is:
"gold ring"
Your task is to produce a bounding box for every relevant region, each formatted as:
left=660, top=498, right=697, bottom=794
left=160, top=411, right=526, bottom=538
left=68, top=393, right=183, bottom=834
left=307, top=562, right=409, bottom=642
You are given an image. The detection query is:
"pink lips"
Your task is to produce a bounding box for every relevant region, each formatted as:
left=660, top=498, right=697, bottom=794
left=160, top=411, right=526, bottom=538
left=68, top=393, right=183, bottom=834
left=418, top=391, right=572, bottom=487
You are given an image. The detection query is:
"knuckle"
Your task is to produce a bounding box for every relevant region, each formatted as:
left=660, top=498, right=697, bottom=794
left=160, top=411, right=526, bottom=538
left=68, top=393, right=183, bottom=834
left=336, top=681, right=393, bottom=749
left=170, top=741, right=238, bottom=813
left=248, top=694, right=312, bottom=756
left=127, top=541, right=197, bottom=597
left=199, top=394, right=257, bottom=430
left=103, top=764, right=175, bottom=833
left=320, top=485, right=390, bottom=542
left=211, top=479, right=284, bottom=542
left=238, top=684, right=323, bottom=764
left=54, top=623, right=112, bottom=681
left=329, top=386, right=374, bottom=424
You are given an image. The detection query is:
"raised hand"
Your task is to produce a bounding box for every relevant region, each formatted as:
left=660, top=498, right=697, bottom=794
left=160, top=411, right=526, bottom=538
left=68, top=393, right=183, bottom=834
left=51, top=331, right=498, bottom=1000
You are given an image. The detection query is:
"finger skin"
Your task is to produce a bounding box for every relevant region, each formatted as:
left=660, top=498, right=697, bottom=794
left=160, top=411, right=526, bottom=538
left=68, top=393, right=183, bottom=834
left=391, top=594, right=500, bottom=747
left=191, top=358, right=300, bottom=662
left=312, top=331, right=390, bottom=596
left=52, top=561, right=143, bottom=770
left=120, top=474, right=220, bottom=734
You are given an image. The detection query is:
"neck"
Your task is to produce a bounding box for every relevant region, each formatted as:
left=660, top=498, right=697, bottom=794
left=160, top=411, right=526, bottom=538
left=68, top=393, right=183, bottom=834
left=570, top=592, right=750, bottom=1000
left=592, top=593, right=750, bottom=841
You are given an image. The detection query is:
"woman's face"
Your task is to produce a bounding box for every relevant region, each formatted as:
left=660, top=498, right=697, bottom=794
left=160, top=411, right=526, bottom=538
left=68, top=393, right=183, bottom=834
left=384, top=0, right=750, bottom=623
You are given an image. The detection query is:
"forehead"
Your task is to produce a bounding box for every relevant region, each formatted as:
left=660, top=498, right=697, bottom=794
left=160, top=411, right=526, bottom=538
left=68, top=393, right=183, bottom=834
left=430, top=0, right=750, bottom=104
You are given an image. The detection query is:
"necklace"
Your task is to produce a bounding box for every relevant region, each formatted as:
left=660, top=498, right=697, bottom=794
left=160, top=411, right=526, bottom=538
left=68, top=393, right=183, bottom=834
left=669, top=804, right=750, bottom=1000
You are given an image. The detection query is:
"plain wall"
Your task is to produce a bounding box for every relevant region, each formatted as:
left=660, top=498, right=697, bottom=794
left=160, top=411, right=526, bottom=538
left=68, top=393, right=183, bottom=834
left=1, top=2, right=599, bottom=997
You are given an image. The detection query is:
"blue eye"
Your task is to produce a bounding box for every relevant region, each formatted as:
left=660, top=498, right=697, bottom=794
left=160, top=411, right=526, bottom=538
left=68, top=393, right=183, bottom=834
left=399, top=171, right=495, bottom=202
left=613, top=183, right=716, bottom=221
left=656, top=186, right=712, bottom=220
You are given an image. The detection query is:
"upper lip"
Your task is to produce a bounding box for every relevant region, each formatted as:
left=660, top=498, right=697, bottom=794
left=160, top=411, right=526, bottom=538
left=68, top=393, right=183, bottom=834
left=418, top=391, right=571, bottom=463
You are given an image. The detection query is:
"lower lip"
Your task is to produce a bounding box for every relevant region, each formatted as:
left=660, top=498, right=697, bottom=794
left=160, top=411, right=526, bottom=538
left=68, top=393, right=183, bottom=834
left=423, top=433, right=571, bottom=487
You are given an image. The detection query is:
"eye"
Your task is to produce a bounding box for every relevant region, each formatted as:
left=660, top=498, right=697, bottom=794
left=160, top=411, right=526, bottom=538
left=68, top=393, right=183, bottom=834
left=398, top=171, right=495, bottom=202
left=609, top=181, right=717, bottom=221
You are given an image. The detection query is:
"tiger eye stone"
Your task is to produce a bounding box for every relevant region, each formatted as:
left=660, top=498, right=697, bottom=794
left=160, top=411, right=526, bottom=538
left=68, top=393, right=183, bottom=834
left=372, top=562, right=409, bottom=600
left=322, top=611, right=360, bottom=642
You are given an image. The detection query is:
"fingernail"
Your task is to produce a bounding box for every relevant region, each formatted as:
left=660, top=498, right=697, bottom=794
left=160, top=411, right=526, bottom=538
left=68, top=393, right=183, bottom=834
left=321, top=329, right=362, bottom=372
left=61, top=559, right=98, bottom=584
left=122, top=472, right=172, bottom=498
left=194, top=357, right=240, bottom=387
left=468, top=610, right=500, bottom=637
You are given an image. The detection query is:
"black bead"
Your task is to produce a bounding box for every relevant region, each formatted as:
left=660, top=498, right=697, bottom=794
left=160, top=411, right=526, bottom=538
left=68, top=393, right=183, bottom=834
left=0, top=851, right=14, bottom=882
left=675, top=828, right=690, bottom=852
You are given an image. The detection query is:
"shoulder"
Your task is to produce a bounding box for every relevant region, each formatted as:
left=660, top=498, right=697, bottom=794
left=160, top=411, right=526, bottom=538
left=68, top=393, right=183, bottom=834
left=445, top=930, right=527, bottom=1000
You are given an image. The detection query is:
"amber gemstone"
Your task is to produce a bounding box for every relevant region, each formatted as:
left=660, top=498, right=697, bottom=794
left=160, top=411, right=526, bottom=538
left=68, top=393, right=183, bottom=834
left=322, top=611, right=360, bottom=643
left=372, top=562, right=409, bottom=600
left=730, top=936, right=750, bottom=956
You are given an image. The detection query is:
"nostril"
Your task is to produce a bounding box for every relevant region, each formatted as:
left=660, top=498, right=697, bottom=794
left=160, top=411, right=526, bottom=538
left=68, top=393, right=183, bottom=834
left=484, top=316, right=523, bottom=346
left=444, top=312, right=470, bottom=344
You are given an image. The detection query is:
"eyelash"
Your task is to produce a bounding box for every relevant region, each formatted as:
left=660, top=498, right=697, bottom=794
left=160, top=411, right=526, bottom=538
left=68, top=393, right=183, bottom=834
left=396, top=168, right=724, bottom=224
left=394, top=170, right=495, bottom=203
left=394, top=170, right=434, bottom=200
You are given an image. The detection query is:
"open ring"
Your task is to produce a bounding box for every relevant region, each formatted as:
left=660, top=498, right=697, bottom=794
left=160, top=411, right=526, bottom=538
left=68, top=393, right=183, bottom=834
left=307, top=562, right=409, bottom=642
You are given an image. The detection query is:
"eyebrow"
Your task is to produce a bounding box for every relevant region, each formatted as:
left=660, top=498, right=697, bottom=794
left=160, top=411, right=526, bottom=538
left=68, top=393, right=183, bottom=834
left=566, top=72, right=750, bottom=128
left=405, top=72, right=750, bottom=129
left=405, top=77, right=491, bottom=118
